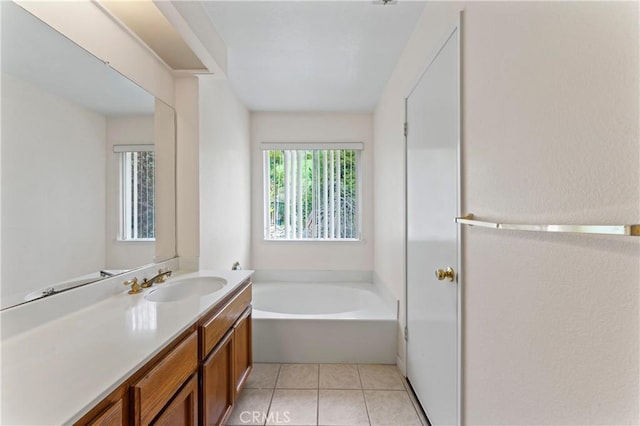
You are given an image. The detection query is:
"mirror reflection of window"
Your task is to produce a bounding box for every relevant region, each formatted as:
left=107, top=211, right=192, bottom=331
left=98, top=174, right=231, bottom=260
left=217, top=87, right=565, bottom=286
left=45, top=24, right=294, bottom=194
left=0, top=2, right=176, bottom=309
left=115, top=145, right=156, bottom=241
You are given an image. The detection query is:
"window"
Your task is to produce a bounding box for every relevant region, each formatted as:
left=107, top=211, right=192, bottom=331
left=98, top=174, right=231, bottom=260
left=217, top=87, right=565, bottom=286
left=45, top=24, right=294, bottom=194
left=115, top=145, right=155, bottom=241
left=263, top=143, right=362, bottom=240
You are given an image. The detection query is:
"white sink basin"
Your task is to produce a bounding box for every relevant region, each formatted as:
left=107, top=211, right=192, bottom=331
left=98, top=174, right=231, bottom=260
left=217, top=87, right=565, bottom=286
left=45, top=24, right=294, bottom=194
left=144, top=277, right=227, bottom=302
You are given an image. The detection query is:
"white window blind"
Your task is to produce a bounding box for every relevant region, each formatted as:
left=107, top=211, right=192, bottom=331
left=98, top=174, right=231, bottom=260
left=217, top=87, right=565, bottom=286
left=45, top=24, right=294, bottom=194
left=262, top=143, right=362, bottom=240
left=118, top=145, right=155, bottom=241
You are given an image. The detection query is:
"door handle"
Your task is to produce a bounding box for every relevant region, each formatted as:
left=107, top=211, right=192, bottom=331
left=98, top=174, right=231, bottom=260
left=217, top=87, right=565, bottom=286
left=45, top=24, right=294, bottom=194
left=435, top=267, right=455, bottom=282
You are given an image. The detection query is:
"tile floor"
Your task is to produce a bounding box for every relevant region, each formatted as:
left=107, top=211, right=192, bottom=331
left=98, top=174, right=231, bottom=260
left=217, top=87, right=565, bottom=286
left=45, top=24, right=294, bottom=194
left=227, top=363, right=427, bottom=426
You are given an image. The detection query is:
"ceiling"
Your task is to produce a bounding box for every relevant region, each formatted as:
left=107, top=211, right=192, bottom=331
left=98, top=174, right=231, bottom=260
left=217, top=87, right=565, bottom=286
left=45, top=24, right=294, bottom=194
left=3, top=1, right=426, bottom=114
left=200, top=1, right=426, bottom=112
left=1, top=1, right=154, bottom=116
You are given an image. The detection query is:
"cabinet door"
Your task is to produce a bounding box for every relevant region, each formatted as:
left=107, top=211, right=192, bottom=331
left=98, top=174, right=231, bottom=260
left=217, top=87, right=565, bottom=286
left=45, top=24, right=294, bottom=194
left=200, top=330, right=234, bottom=426
left=132, top=332, right=198, bottom=426
left=152, top=374, right=198, bottom=426
left=87, top=400, right=123, bottom=426
left=233, top=308, right=253, bottom=395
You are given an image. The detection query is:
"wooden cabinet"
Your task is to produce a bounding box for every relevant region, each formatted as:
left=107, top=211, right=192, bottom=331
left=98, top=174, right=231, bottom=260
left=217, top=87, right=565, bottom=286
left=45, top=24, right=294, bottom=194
left=75, top=280, right=252, bottom=426
left=233, top=308, right=252, bottom=394
left=131, top=332, right=198, bottom=426
left=152, top=374, right=198, bottom=426
left=200, top=284, right=252, bottom=359
left=200, top=331, right=234, bottom=426
left=199, top=284, right=252, bottom=426
left=87, top=400, right=123, bottom=426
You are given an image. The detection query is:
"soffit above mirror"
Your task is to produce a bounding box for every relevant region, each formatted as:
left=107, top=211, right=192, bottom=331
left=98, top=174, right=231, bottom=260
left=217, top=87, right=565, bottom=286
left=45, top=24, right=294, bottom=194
left=98, top=0, right=207, bottom=73
left=1, top=1, right=154, bottom=115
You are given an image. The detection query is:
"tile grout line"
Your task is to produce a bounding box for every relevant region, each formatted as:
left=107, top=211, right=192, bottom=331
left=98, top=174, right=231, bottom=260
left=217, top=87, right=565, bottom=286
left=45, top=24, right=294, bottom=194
left=265, top=362, right=421, bottom=426
left=357, top=364, right=373, bottom=426
left=263, top=363, right=281, bottom=426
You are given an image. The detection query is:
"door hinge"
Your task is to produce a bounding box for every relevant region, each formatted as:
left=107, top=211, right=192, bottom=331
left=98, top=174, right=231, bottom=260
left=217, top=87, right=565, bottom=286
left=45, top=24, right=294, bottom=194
left=404, top=122, right=408, bottom=137
left=404, top=326, right=409, bottom=341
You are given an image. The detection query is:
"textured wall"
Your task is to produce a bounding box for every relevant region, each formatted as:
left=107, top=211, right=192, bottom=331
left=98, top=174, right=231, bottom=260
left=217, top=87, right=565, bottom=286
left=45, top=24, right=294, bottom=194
left=175, top=77, right=200, bottom=268
left=374, top=1, right=639, bottom=424
left=199, top=76, right=251, bottom=270
left=250, top=112, right=374, bottom=271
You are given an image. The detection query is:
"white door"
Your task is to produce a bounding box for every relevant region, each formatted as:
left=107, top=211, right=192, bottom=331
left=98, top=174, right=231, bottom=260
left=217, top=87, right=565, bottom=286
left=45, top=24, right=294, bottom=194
left=406, top=22, right=460, bottom=426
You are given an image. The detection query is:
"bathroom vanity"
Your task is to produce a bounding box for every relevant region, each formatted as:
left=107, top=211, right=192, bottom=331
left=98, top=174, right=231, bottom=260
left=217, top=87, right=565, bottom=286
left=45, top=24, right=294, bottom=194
left=81, top=280, right=251, bottom=426
left=1, top=4, right=252, bottom=424
left=0, top=269, right=253, bottom=426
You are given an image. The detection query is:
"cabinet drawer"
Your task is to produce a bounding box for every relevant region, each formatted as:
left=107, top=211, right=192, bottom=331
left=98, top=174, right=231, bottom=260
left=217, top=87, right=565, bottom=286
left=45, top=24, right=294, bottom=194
left=200, top=284, right=251, bottom=359
left=132, top=332, right=198, bottom=426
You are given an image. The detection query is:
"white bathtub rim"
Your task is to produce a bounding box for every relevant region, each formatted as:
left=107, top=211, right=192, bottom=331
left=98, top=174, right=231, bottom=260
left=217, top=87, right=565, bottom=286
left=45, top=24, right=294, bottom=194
left=251, top=269, right=372, bottom=284
left=251, top=281, right=395, bottom=320
left=251, top=270, right=398, bottom=317
left=252, top=309, right=396, bottom=320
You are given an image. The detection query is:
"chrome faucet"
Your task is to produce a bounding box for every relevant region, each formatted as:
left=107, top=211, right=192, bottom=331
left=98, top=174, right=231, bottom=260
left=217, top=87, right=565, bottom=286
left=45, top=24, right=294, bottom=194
left=141, top=268, right=172, bottom=288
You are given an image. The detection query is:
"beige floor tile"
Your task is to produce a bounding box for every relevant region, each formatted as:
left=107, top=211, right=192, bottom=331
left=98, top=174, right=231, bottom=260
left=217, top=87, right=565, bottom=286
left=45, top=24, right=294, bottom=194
left=227, top=389, right=274, bottom=425
left=319, top=364, right=361, bottom=389
left=358, top=364, right=404, bottom=390
left=266, top=389, right=318, bottom=425
left=364, top=390, right=421, bottom=426
left=276, top=363, right=319, bottom=389
left=245, top=363, right=281, bottom=389
left=318, top=390, right=370, bottom=426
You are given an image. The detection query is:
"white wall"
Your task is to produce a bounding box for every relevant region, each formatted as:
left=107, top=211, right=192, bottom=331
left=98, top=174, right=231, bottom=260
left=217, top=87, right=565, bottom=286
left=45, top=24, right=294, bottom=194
left=105, top=115, right=155, bottom=269
left=1, top=73, right=106, bottom=301
left=374, top=2, right=639, bottom=424
left=154, top=99, right=177, bottom=263
left=199, top=76, right=251, bottom=270
left=175, top=77, right=200, bottom=270
left=250, top=113, right=374, bottom=271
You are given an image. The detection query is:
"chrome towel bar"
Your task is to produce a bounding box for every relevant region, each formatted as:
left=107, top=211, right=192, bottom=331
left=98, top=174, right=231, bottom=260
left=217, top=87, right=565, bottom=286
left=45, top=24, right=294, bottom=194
left=455, top=214, right=640, bottom=237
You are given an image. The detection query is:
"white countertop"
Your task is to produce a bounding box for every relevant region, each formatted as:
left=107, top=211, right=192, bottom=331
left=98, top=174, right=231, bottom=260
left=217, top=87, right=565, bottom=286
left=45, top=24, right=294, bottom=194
left=0, top=269, right=253, bottom=425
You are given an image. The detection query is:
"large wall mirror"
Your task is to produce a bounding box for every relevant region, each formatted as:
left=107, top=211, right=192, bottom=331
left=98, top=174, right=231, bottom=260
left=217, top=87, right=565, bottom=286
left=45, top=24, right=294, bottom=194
left=1, top=2, right=177, bottom=310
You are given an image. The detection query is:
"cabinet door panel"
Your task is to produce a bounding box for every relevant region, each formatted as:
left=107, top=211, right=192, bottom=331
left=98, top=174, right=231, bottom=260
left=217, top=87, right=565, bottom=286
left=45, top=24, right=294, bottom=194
left=200, top=330, right=234, bottom=426
left=233, top=308, right=253, bottom=394
left=151, top=374, right=198, bottom=426
left=88, top=399, right=123, bottom=426
left=132, top=332, right=198, bottom=425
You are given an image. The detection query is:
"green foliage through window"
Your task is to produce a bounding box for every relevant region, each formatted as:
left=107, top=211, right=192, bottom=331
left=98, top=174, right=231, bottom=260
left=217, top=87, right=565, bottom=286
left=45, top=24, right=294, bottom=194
left=123, top=151, right=155, bottom=240
left=264, top=148, right=359, bottom=240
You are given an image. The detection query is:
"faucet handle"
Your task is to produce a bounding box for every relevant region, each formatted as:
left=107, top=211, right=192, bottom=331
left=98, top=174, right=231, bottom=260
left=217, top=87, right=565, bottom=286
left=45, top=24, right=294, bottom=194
left=157, top=268, right=172, bottom=283
left=124, top=277, right=141, bottom=294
